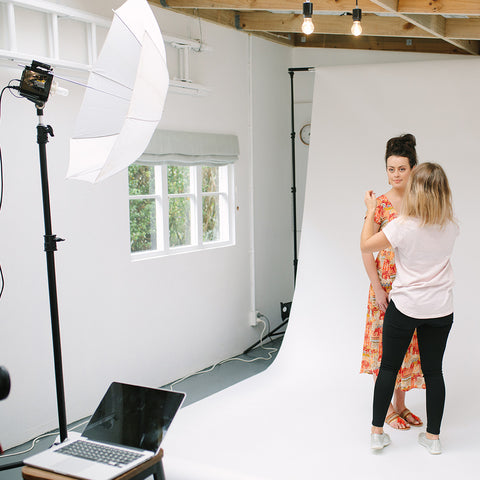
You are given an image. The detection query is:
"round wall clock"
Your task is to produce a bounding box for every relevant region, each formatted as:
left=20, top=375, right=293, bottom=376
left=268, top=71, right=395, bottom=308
left=300, top=123, right=311, bottom=145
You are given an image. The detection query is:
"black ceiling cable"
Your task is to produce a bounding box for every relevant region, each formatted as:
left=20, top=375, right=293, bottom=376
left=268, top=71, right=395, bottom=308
left=0, top=82, right=20, bottom=299
left=0, top=143, right=3, bottom=299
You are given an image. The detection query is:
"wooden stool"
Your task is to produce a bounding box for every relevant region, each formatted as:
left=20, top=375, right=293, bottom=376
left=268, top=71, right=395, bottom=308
left=22, top=449, right=165, bottom=480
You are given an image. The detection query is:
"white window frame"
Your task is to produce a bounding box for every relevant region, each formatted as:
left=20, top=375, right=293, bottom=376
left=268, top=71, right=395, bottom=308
left=129, top=163, right=235, bottom=260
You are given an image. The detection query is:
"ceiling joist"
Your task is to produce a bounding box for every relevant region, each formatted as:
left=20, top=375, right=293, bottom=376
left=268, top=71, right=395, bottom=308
left=370, top=0, right=479, bottom=56
left=152, top=0, right=480, bottom=55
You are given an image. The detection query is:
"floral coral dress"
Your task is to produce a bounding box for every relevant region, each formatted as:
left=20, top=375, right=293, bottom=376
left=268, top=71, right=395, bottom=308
left=360, top=195, right=425, bottom=391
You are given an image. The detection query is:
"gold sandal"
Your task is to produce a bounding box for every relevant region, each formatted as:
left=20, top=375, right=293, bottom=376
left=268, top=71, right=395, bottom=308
left=399, top=408, right=423, bottom=426
left=385, top=412, right=410, bottom=430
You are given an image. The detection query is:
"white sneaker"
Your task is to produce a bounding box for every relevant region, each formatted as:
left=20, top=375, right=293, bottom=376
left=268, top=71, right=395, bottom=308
left=418, top=432, right=442, bottom=455
left=371, top=433, right=391, bottom=450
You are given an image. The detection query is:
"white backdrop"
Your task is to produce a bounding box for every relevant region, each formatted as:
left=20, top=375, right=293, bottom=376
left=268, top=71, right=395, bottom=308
left=162, top=58, right=480, bottom=479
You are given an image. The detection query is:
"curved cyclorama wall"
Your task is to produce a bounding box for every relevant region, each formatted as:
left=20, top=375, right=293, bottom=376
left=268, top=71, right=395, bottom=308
left=161, top=57, right=480, bottom=479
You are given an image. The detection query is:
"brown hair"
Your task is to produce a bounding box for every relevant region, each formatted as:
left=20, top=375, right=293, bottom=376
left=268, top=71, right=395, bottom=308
left=402, top=162, right=454, bottom=226
left=385, top=133, right=418, bottom=168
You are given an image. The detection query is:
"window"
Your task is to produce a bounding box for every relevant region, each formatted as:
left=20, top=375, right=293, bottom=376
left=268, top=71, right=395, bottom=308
left=129, top=163, right=234, bottom=257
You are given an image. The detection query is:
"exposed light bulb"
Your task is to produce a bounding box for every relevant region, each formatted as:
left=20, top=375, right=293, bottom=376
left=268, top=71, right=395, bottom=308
left=351, top=6, right=362, bottom=36
left=351, top=20, right=362, bottom=36
left=302, top=1, right=314, bottom=35
left=302, top=17, right=314, bottom=35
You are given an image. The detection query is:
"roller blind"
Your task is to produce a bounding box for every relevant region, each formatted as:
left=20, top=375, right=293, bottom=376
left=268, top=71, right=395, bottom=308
left=137, top=129, right=239, bottom=166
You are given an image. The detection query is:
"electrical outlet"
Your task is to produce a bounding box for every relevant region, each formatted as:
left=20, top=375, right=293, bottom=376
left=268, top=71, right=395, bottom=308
left=280, top=301, right=292, bottom=321
left=249, top=311, right=258, bottom=327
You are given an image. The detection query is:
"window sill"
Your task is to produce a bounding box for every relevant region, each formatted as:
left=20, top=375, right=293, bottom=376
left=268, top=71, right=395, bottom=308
left=130, top=240, right=235, bottom=262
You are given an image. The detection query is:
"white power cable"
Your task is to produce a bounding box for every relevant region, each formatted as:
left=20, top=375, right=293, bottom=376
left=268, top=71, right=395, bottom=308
left=0, top=432, right=57, bottom=458
left=168, top=317, right=278, bottom=391
left=3, top=319, right=281, bottom=456
left=1, top=419, right=89, bottom=458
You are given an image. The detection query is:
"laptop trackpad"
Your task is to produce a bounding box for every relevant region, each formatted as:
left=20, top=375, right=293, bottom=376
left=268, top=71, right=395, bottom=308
left=52, top=457, right=115, bottom=477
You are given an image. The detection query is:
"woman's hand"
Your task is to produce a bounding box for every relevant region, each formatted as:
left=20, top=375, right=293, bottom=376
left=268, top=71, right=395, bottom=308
left=364, top=190, right=377, bottom=215
left=373, top=285, right=389, bottom=312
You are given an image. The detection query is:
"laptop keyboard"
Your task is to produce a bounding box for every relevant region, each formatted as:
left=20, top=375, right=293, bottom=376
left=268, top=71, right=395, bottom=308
left=55, top=440, right=144, bottom=467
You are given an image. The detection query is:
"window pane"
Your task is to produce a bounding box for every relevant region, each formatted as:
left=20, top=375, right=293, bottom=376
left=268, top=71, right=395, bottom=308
left=129, top=165, right=155, bottom=195
left=168, top=166, right=190, bottom=194
left=129, top=199, right=157, bottom=252
left=169, top=197, right=191, bottom=247
left=202, top=166, right=219, bottom=193
left=203, top=195, right=220, bottom=242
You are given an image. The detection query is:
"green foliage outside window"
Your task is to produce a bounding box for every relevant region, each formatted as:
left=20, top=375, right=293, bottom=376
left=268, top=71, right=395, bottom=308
left=169, top=197, right=191, bottom=247
left=129, top=164, right=154, bottom=195
left=203, top=195, right=219, bottom=242
left=202, top=166, right=219, bottom=192
left=168, top=166, right=191, bottom=247
left=130, top=199, right=156, bottom=252
left=202, top=166, right=220, bottom=242
left=168, top=165, right=190, bottom=194
left=129, top=165, right=156, bottom=252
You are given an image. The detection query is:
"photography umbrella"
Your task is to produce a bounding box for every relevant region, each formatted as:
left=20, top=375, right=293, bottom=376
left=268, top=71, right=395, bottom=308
left=67, top=0, right=169, bottom=183
left=17, top=0, right=169, bottom=448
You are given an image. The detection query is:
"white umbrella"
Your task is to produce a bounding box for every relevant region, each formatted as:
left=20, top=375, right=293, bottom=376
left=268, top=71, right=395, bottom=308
left=67, top=0, right=168, bottom=183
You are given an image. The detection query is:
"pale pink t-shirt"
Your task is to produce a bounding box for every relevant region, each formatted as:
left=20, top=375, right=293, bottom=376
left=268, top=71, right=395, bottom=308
left=382, top=217, right=459, bottom=319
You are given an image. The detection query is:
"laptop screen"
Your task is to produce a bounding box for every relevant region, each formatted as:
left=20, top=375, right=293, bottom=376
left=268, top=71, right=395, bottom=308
left=82, top=382, right=185, bottom=453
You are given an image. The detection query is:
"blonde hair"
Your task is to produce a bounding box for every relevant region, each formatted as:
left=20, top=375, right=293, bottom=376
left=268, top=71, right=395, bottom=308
left=402, top=162, right=454, bottom=226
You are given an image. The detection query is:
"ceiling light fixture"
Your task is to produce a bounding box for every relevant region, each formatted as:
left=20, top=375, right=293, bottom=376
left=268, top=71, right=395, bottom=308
left=351, top=0, right=362, bottom=36
left=302, top=1, right=314, bottom=35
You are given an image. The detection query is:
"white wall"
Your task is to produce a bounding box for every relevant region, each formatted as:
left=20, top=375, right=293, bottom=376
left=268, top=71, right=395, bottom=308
left=0, top=2, right=292, bottom=449
left=251, top=37, right=294, bottom=328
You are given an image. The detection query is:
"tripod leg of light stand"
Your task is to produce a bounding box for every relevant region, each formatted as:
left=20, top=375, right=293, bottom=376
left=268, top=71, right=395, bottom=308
left=36, top=107, right=68, bottom=443
left=242, top=320, right=288, bottom=355
left=0, top=461, right=24, bottom=472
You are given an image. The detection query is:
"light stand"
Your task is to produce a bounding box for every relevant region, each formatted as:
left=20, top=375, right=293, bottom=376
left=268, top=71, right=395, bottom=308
left=243, top=67, right=313, bottom=355
left=288, top=66, right=314, bottom=287
left=0, top=64, right=68, bottom=472
left=36, top=105, right=68, bottom=443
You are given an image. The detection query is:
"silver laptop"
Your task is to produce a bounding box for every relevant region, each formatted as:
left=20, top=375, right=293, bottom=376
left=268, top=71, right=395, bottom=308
left=24, top=382, right=185, bottom=480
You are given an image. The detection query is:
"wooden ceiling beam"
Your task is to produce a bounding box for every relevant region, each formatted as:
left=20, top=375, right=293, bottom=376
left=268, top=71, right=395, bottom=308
left=294, top=32, right=471, bottom=54
left=370, top=0, right=479, bottom=55
left=404, top=13, right=446, bottom=36
left=169, top=7, right=238, bottom=27
left=238, top=12, right=436, bottom=38
left=152, top=0, right=387, bottom=13
left=154, top=1, right=480, bottom=55
left=251, top=31, right=296, bottom=46
left=447, top=18, right=480, bottom=40
left=397, top=0, right=480, bottom=15
left=154, top=0, right=480, bottom=15
left=166, top=7, right=296, bottom=45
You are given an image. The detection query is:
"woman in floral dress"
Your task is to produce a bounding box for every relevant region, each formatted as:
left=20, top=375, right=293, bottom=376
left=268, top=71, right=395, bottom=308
left=360, top=134, right=424, bottom=430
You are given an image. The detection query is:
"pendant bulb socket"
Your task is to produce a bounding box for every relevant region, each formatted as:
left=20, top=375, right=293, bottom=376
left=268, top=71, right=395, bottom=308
left=302, top=1, right=314, bottom=35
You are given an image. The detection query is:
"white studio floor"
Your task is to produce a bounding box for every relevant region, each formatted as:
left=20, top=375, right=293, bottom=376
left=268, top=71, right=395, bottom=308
left=161, top=60, right=480, bottom=480
left=162, top=298, right=478, bottom=480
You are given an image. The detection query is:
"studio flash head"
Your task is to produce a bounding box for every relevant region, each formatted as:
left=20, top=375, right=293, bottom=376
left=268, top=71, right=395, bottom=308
left=0, top=365, right=11, bottom=401
left=19, top=61, right=54, bottom=107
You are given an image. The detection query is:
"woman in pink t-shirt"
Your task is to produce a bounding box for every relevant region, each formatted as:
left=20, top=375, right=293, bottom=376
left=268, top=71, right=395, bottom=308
left=361, top=163, right=458, bottom=455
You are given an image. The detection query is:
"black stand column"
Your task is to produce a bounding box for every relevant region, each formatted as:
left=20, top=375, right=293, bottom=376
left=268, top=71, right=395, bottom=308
left=288, top=69, right=299, bottom=286
left=36, top=106, right=67, bottom=443
left=288, top=67, right=313, bottom=287
left=243, top=68, right=313, bottom=355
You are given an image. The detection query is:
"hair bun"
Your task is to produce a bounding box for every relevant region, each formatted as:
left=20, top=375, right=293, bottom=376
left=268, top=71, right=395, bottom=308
left=401, top=133, right=416, bottom=148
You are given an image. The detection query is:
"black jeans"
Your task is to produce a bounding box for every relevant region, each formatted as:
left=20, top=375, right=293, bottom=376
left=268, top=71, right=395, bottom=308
left=372, top=301, right=453, bottom=435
